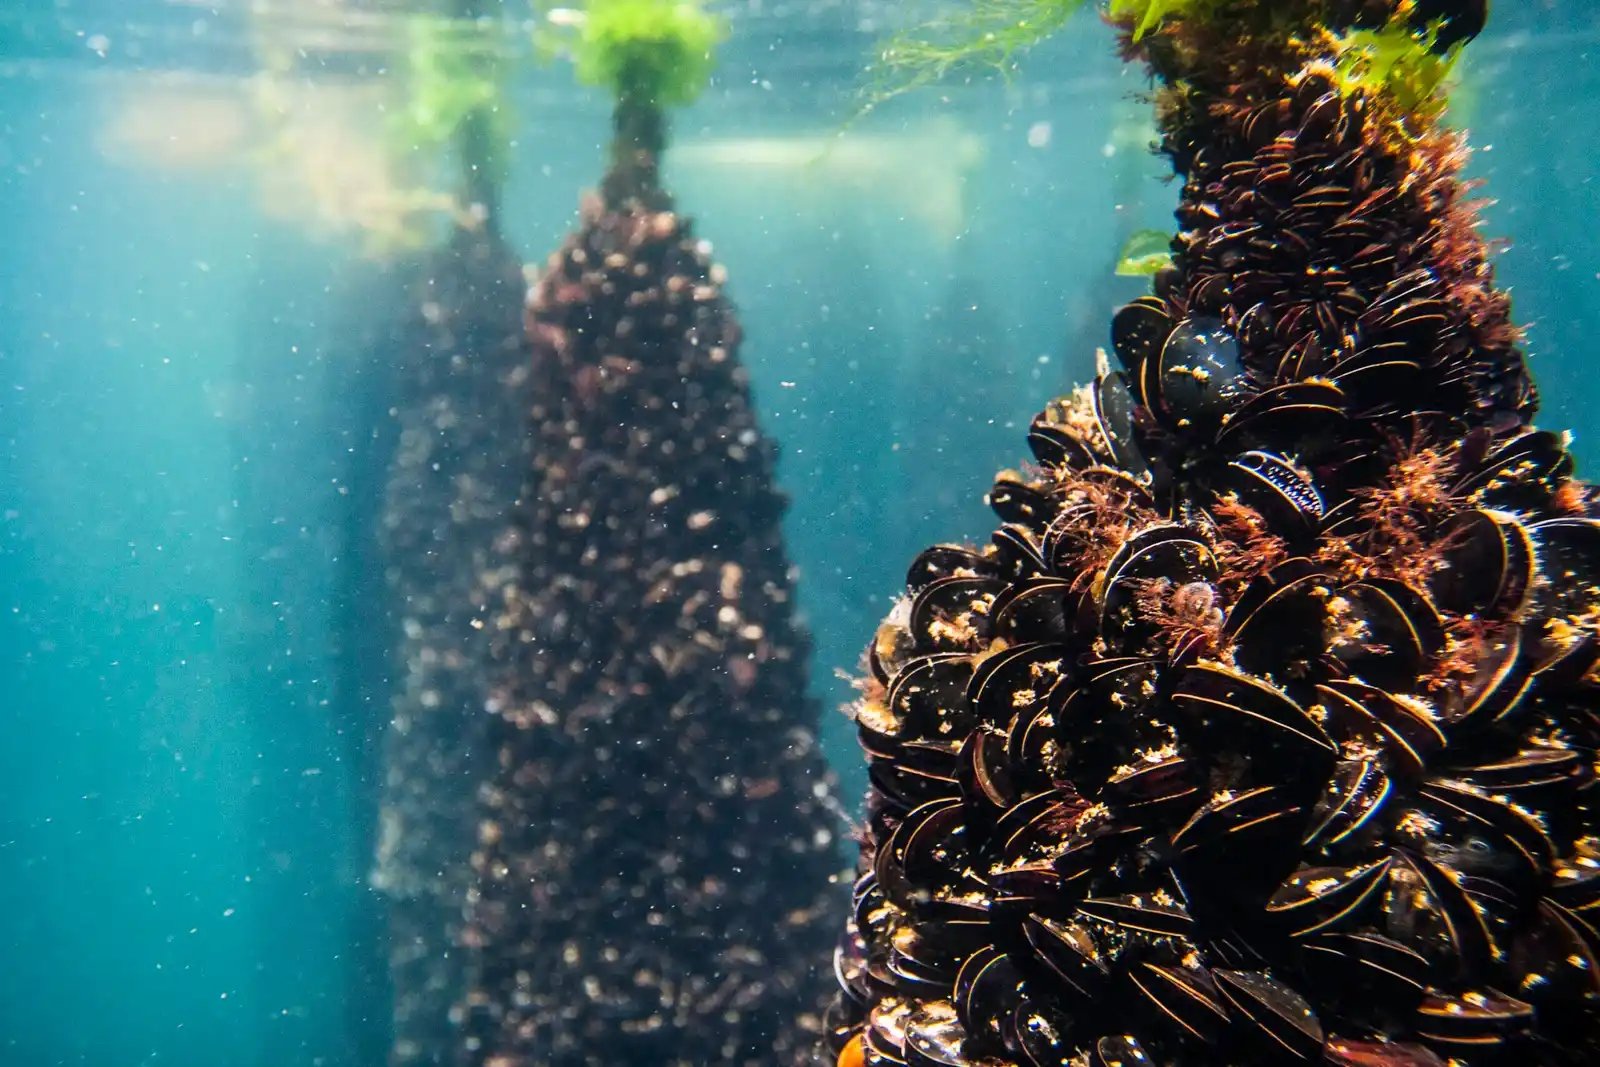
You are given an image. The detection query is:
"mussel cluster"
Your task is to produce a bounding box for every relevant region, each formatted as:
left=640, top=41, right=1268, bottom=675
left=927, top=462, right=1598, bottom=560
left=830, top=375, right=1600, bottom=1065
left=827, top=9, right=1600, bottom=1067
left=1127, top=63, right=1532, bottom=493
left=458, top=194, right=844, bottom=1066
left=371, top=226, right=530, bottom=1067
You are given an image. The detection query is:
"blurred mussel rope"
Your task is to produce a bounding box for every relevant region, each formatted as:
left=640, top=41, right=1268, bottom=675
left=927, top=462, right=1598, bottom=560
left=454, top=2, right=852, bottom=1064
left=362, top=2, right=527, bottom=1065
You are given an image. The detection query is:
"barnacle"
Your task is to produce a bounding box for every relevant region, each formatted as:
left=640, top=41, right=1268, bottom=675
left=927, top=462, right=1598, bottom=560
left=827, top=2, right=1600, bottom=1064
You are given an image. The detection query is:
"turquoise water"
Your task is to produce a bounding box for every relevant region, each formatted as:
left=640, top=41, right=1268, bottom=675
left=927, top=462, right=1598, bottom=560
left=2, top=2, right=1598, bottom=1063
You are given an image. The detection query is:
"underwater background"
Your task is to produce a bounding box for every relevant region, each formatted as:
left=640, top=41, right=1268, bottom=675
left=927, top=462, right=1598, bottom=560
left=1, top=1, right=1598, bottom=1064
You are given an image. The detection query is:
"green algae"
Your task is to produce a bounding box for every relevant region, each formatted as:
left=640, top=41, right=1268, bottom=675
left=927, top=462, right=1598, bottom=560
left=390, top=14, right=507, bottom=178
left=572, top=0, right=726, bottom=107
left=1115, top=228, right=1175, bottom=276
left=862, top=0, right=1089, bottom=111
left=1108, top=0, right=1225, bottom=41
left=1332, top=20, right=1462, bottom=122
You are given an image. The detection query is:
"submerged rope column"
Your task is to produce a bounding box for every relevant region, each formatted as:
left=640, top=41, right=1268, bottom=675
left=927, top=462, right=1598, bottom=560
left=373, top=5, right=528, bottom=1060
left=458, top=3, right=845, bottom=1063
left=828, top=1, right=1600, bottom=1064
left=374, top=225, right=528, bottom=1066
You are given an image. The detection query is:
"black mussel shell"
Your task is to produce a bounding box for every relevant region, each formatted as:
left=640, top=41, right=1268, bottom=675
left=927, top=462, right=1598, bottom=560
left=1294, top=75, right=1344, bottom=138
left=968, top=642, right=1071, bottom=718
left=993, top=523, right=1049, bottom=579
left=1412, top=778, right=1556, bottom=894
left=888, top=653, right=977, bottom=738
left=1384, top=849, right=1496, bottom=979
left=1005, top=701, right=1069, bottom=798
left=836, top=927, right=873, bottom=1007
left=1445, top=627, right=1533, bottom=734
left=987, top=788, right=1090, bottom=871
left=1077, top=893, right=1194, bottom=939
left=876, top=799, right=967, bottom=911
left=1127, top=962, right=1232, bottom=1045
left=908, top=544, right=997, bottom=592
left=1329, top=580, right=1443, bottom=689
left=1550, top=856, right=1600, bottom=911
left=1172, top=785, right=1311, bottom=901
left=1216, top=380, right=1347, bottom=453
left=1149, top=315, right=1249, bottom=426
left=1009, top=1000, right=1075, bottom=1067
left=1459, top=747, right=1590, bottom=800
left=953, top=946, right=1023, bottom=1049
left=1079, top=656, right=1161, bottom=712
left=1409, top=0, right=1488, bottom=51
left=1318, top=680, right=1445, bottom=780
left=1530, top=517, right=1600, bottom=621
left=890, top=925, right=963, bottom=998
left=1100, top=755, right=1202, bottom=827
left=853, top=872, right=888, bottom=940
left=990, top=475, right=1057, bottom=531
left=1508, top=899, right=1600, bottom=1002
left=1020, top=913, right=1109, bottom=1004
left=1304, top=759, right=1393, bottom=852
left=957, top=728, right=1019, bottom=818
left=1079, top=465, right=1159, bottom=509
left=990, top=576, right=1077, bottom=643
left=1328, top=345, right=1423, bottom=415
left=910, top=577, right=1003, bottom=652
left=1171, top=663, right=1337, bottom=768
left=1277, top=329, right=1333, bottom=382
left=1531, top=630, right=1600, bottom=692
left=902, top=1001, right=968, bottom=1067
left=1454, top=429, right=1573, bottom=509
left=1029, top=409, right=1099, bottom=471
left=1226, top=560, right=1330, bottom=678
left=1300, top=931, right=1429, bottom=1016
left=1112, top=297, right=1173, bottom=375
left=1213, top=969, right=1325, bottom=1061
left=869, top=618, right=917, bottom=686
left=1225, top=450, right=1324, bottom=541
left=1091, top=1034, right=1154, bottom=1067
left=1323, top=1036, right=1446, bottom=1066
left=1266, top=858, right=1392, bottom=938
left=864, top=999, right=913, bottom=1063
left=1093, top=371, right=1152, bottom=478
left=1414, top=988, right=1534, bottom=1051
left=1429, top=508, right=1535, bottom=618
left=1098, top=524, right=1219, bottom=647
left=868, top=754, right=952, bottom=813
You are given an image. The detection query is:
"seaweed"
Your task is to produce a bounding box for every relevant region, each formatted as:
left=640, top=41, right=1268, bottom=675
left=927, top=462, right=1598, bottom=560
left=388, top=13, right=509, bottom=196
left=1114, top=228, right=1175, bottom=276
left=861, top=0, right=1090, bottom=111
left=1331, top=20, right=1462, bottom=125
left=1108, top=0, right=1226, bottom=40
left=570, top=0, right=726, bottom=108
